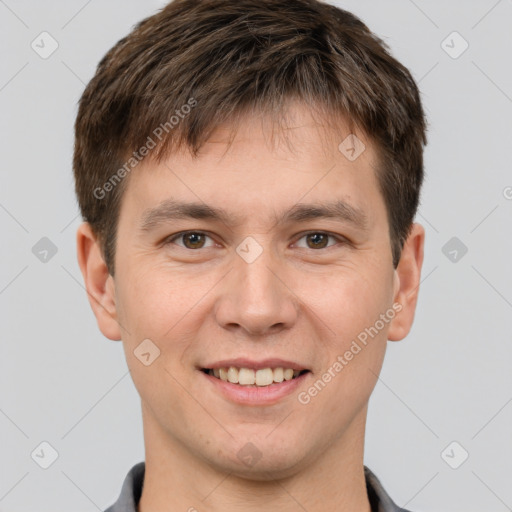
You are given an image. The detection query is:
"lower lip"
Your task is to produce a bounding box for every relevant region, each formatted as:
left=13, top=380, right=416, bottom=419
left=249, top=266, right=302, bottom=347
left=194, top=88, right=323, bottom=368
left=200, top=370, right=310, bottom=405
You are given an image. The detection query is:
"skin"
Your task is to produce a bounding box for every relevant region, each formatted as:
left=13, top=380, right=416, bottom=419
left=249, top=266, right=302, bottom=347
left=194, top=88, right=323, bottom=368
left=77, top=103, right=424, bottom=512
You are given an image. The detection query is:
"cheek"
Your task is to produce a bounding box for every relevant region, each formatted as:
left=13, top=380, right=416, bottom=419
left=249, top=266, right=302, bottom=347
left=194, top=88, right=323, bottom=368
left=297, top=261, right=393, bottom=346
left=115, top=265, right=207, bottom=427
left=116, top=261, right=198, bottom=339
left=295, top=262, right=392, bottom=415
left=115, top=261, right=221, bottom=382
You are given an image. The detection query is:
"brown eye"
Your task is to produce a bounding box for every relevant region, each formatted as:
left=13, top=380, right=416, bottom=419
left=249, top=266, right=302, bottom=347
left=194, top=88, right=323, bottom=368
left=182, top=232, right=206, bottom=249
left=294, top=232, right=341, bottom=250
left=167, top=231, right=214, bottom=249
left=305, top=233, right=329, bottom=249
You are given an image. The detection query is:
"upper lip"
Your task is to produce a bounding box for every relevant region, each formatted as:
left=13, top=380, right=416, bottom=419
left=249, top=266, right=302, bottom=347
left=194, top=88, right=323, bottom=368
left=200, top=358, right=310, bottom=371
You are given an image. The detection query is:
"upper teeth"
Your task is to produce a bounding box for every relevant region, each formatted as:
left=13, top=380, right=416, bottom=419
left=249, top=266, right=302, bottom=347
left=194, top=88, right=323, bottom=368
left=210, top=367, right=301, bottom=386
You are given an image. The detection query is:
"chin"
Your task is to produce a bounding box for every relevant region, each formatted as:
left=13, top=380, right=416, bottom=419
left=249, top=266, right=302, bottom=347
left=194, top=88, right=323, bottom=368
left=201, top=436, right=307, bottom=481
left=220, top=455, right=304, bottom=482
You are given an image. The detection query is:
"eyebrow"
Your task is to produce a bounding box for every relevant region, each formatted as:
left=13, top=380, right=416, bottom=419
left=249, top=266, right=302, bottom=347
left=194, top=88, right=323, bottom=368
left=139, top=198, right=369, bottom=233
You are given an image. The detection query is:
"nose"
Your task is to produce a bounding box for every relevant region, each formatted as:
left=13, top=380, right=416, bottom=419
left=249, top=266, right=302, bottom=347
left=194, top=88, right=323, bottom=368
left=214, top=239, right=299, bottom=337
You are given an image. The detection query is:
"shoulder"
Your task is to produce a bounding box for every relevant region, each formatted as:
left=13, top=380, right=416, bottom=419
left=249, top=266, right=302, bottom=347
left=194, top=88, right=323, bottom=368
left=364, top=465, right=414, bottom=512
left=103, top=461, right=145, bottom=512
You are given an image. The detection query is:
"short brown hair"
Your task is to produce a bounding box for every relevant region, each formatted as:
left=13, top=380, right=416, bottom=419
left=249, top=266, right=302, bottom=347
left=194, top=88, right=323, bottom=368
left=73, top=0, right=427, bottom=275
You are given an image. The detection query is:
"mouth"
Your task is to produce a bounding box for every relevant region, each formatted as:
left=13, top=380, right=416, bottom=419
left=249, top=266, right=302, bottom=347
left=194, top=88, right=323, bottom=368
left=200, top=366, right=311, bottom=387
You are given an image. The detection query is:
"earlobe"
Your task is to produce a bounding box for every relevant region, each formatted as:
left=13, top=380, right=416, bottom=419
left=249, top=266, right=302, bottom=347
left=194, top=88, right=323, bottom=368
left=76, top=222, right=122, bottom=341
left=387, top=223, right=425, bottom=342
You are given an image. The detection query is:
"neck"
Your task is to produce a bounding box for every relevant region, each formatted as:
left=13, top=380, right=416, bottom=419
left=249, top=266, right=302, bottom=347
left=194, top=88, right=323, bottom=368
left=138, top=404, right=372, bottom=512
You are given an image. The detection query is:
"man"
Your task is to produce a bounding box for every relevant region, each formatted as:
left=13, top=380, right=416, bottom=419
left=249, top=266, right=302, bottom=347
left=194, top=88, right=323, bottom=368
left=74, top=0, right=427, bottom=510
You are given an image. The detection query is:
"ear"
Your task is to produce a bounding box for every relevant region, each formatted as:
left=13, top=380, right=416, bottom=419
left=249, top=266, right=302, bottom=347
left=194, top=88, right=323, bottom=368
left=387, top=223, right=425, bottom=341
left=76, top=222, right=121, bottom=341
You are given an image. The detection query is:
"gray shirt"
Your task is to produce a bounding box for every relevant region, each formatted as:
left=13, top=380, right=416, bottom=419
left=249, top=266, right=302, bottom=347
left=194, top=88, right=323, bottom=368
left=104, top=462, right=413, bottom=512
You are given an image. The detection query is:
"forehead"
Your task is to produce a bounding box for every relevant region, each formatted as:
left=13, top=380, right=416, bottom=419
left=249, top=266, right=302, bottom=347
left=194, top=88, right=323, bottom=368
left=119, top=103, right=384, bottom=229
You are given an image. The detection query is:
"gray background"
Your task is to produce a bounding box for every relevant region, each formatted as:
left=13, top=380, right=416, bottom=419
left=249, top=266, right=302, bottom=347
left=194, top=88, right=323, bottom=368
left=1, top=0, right=511, bottom=511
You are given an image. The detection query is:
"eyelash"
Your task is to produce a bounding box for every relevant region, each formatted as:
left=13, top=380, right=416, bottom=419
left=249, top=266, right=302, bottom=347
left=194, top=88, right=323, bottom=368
left=164, top=230, right=347, bottom=251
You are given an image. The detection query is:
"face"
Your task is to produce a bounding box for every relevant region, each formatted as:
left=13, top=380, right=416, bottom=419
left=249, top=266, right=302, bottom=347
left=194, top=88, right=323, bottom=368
left=79, top=103, right=423, bottom=480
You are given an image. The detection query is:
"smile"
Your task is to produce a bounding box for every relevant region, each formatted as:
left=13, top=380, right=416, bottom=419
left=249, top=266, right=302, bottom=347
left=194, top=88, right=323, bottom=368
left=202, top=366, right=310, bottom=387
